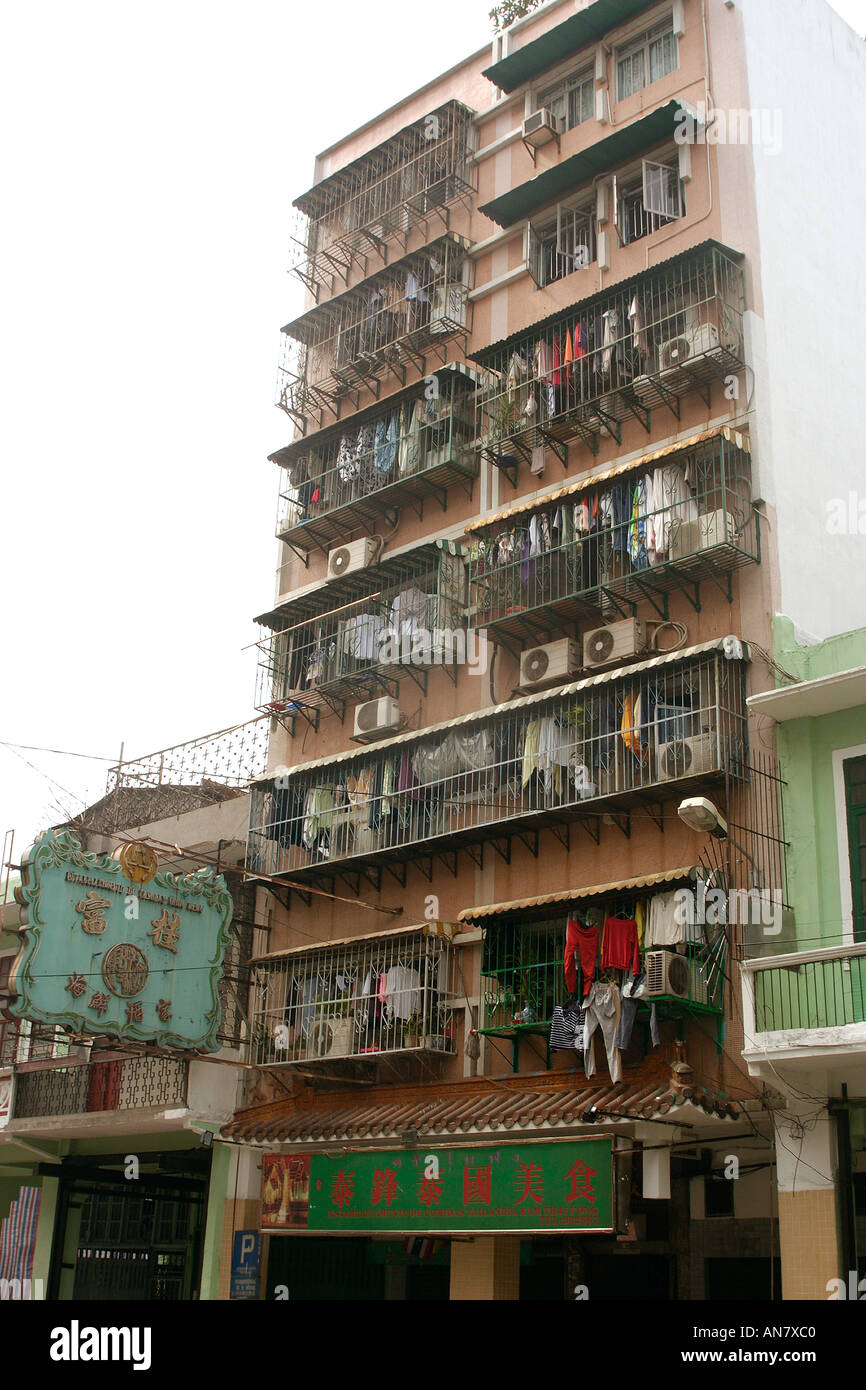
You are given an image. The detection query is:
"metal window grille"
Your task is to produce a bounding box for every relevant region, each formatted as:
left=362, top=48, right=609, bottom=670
left=11, top=1057, right=189, bottom=1120
left=250, top=931, right=456, bottom=1067
left=248, top=651, right=749, bottom=880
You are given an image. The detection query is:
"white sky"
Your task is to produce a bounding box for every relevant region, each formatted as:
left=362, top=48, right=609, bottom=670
left=1, top=0, right=864, bottom=855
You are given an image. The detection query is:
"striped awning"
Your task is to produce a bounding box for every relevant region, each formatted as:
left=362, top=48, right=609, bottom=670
left=250, top=920, right=460, bottom=964
left=458, top=866, right=700, bottom=922
left=465, top=425, right=750, bottom=534
left=252, top=635, right=749, bottom=784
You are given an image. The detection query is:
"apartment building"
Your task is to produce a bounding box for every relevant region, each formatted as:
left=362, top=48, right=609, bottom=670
left=227, top=0, right=866, bottom=1300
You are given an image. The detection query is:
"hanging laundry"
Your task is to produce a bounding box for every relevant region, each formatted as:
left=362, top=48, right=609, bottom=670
left=628, top=296, right=649, bottom=357
left=601, top=308, right=619, bottom=375
left=564, top=917, right=600, bottom=997
left=583, top=981, right=622, bottom=1082
left=601, top=914, right=640, bottom=974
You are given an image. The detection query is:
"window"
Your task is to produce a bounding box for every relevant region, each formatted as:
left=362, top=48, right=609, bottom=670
left=616, top=156, right=684, bottom=246
left=704, top=1174, right=734, bottom=1218
left=844, top=756, right=866, bottom=943
left=528, top=200, right=597, bottom=287
left=538, top=66, right=594, bottom=132
left=617, top=19, right=678, bottom=100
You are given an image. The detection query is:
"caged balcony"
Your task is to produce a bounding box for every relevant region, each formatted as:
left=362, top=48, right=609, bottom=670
left=256, top=539, right=467, bottom=729
left=248, top=639, right=749, bottom=886
left=288, top=100, right=475, bottom=302
left=278, top=233, right=473, bottom=431
left=272, top=364, right=479, bottom=561
left=10, top=1056, right=189, bottom=1121
left=465, top=425, right=757, bottom=650
left=471, top=242, right=745, bottom=466
left=249, top=924, right=458, bottom=1071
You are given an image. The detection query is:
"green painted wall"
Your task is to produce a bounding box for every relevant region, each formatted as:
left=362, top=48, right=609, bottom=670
left=760, top=618, right=866, bottom=1030
left=199, top=1134, right=230, bottom=1301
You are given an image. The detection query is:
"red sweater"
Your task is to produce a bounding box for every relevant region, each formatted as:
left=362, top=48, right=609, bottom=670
left=565, top=919, right=600, bottom=997
left=601, top=916, right=640, bottom=976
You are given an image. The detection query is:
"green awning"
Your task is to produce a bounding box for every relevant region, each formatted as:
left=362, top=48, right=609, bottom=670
left=479, top=99, right=694, bottom=228
left=483, top=0, right=654, bottom=94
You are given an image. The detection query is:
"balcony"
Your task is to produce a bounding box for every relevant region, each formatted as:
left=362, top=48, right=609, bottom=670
left=289, top=99, right=474, bottom=302
left=743, top=944, right=866, bottom=1065
left=466, top=425, right=757, bottom=650
left=248, top=639, right=749, bottom=886
left=9, top=1056, right=189, bottom=1122
left=256, top=539, right=467, bottom=729
left=278, top=233, right=473, bottom=430
left=272, top=364, right=478, bottom=561
left=250, top=924, right=458, bottom=1072
left=471, top=242, right=745, bottom=465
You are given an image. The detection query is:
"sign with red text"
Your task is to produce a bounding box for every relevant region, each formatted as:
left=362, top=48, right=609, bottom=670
left=261, top=1140, right=613, bottom=1233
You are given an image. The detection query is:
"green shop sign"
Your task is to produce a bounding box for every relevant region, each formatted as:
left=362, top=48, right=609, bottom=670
left=261, top=1139, right=614, bottom=1234
left=7, top=831, right=233, bottom=1051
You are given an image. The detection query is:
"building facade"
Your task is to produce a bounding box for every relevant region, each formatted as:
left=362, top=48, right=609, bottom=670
left=181, top=0, right=863, bottom=1301
left=742, top=617, right=866, bottom=1301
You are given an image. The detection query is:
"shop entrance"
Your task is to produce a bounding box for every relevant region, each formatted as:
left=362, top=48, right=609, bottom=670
left=266, top=1236, right=451, bottom=1300
left=47, top=1151, right=211, bottom=1301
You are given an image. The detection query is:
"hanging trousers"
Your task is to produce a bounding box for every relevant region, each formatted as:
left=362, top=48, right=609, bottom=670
left=583, top=982, right=622, bottom=1083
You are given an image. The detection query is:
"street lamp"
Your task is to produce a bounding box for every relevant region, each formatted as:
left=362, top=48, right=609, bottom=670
left=677, top=796, right=763, bottom=889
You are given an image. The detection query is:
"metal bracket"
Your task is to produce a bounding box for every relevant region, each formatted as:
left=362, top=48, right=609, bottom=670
left=516, top=829, right=539, bottom=858
left=580, top=816, right=601, bottom=845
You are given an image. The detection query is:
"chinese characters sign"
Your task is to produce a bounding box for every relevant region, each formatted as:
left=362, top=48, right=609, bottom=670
left=261, top=1141, right=613, bottom=1233
left=6, top=831, right=233, bottom=1051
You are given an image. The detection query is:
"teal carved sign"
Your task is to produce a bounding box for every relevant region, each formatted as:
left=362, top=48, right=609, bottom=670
left=7, top=831, right=233, bottom=1051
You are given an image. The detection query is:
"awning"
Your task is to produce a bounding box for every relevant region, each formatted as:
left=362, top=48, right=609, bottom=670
left=479, top=100, right=697, bottom=228
left=281, top=232, right=473, bottom=342
left=464, top=425, right=750, bottom=533
left=254, top=635, right=750, bottom=784
left=293, top=100, right=475, bottom=218
left=748, top=666, right=866, bottom=723
left=250, top=920, right=460, bottom=964
left=468, top=240, right=744, bottom=364
left=483, top=0, right=654, bottom=94
left=222, top=1069, right=740, bottom=1145
left=458, top=865, right=701, bottom=922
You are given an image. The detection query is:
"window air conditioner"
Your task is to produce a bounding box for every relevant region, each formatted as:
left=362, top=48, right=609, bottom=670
left=656, top=732, right=717, bottom=782
left=522, top=108, right=563, bottom=147
left=658, top=323, right=720, bottom=371
left=644, top=950, right=708, bottom=1006
left=306, top=1016, right=356, bottom=1060
left=353, top=696, right=402, bottom=741
left=582, top=619, right=647, bottom=670
left=670, top=510, right=736, bottom=561
left=519, top=638, right=581, bottom=689
left=327, top=536, right=380, bottom=579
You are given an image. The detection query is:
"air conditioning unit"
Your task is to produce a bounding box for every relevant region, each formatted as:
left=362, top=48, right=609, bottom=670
left=656, top=732, right=717, bottom=781
left=658, top=323, right=720, bottom=371
left=328, top=536, right=379, bottom=580
left=522, top=107, right=563, bottom=147
left=583, top=619, right=647, bottom=670
left=670, top=509, right=736, bottom=560
left=306, top=1016, right=355, bottom=1060
left=519, top=638, right=581, bottom=689
left=644, top=950, right=708, bottom=1006
left=353, top=696, right=401, bottom=741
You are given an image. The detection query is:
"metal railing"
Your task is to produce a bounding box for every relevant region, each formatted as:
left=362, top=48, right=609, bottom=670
left=275, top=370, right=478, bottom=554
left=248, top=649, right=748, bottom=879
left=289, top=100, right=474, bottom=299
left=747, top=945, right=866, bottom=1034
left=473, top=244, right=745, bottom=458
left=106, top=719, right=269, bottom=795
left=257, top=542, right=467, bottom=718
left=11, top=1056, right=189, bottom=1120
left=278, top=234, right=472, bottom=426
left=467, top=432, right=756, bottom=635
left=251, top=929, right=457, bottom=1068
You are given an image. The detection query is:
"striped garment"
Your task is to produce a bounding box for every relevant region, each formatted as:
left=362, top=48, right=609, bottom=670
left=0, top=1185, right=41, bottom=1286
left=549, top=1004, right=585, bottom=1052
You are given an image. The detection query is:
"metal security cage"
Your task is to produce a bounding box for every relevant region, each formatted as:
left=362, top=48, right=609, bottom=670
left=256, top=540, right=467, bottom=725
left=273, top=364, right=479, bottom=559
left=288, top=101, right=475, bottom=302
left=247, top=644, right=749, bottom=883
left=472, top=243, right=745, bottom=467
left=466, top=427, right=757, bottom=649
left=250, top=928, right=457, bottom=1068
left=278, top=233, right=473, bottom=429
